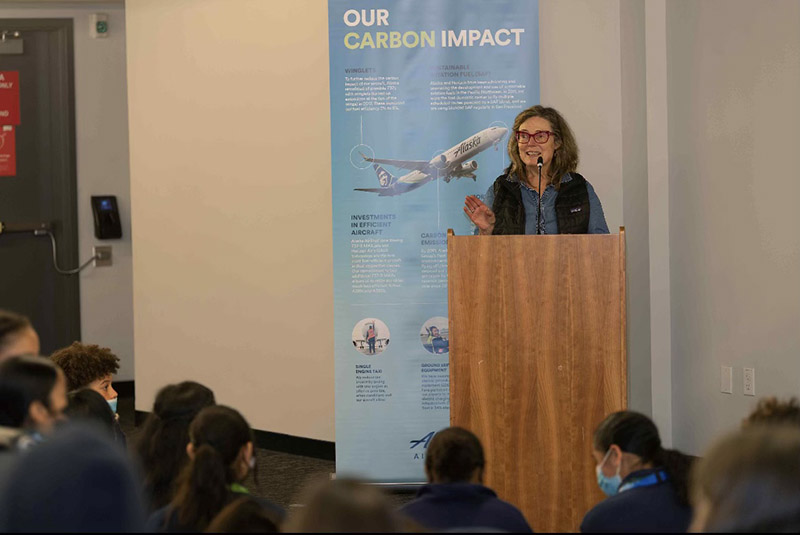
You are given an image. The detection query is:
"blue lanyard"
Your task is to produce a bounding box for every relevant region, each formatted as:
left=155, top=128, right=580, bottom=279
left=618, top=470, right=669, bottom=493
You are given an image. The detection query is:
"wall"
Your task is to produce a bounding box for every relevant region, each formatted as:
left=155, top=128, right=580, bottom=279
left=619, top=0, right=652, bottom=419
left=540, top=0, right=653, bottom=417
left=667, top=0, right=800, bottom=454
left=645, top=0, right=673, bottom=445
left=13, top=0, right=796, bottom=455
left=0, top=1, right=134, bottom=381
left=125, top=0, right=667, bottom=442
left=126, top=0, right=335, bottom=440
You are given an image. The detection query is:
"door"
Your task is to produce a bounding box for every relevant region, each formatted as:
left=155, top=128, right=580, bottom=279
left=0, top=19, right=80, bottom=354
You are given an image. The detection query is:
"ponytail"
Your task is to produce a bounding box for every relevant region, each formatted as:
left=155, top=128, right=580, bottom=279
left=165, top=405, right=253, bottom=531
left=133, top=381, right=215, bottom=510
left=173, top=445, right=230, bottom=529
left=594, top=411, right=695, bottom=505
left=654, top=448, right=696, bottom=506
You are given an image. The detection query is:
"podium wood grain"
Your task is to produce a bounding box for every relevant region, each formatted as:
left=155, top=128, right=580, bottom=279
left=448, top=230, right=627, bottom=533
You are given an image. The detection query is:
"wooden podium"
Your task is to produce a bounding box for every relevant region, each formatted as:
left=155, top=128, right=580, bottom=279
left=447, top=229, right=627, bottom=533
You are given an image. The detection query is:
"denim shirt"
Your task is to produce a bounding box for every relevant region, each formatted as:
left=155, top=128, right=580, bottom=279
left=481, top=173, right=610, bottom=235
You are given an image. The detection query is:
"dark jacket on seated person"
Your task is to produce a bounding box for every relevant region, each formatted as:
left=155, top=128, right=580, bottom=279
left=0, top=423, right=145, bottom=532
left=146, top=484, right=284, bottom=533
left=401, top=482, right=533, bottom=532
left=580, top=468, right=692, bottom=533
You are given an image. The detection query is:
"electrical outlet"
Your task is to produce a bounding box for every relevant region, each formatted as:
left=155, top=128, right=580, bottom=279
left=743, top=367, right=755, bottom=396
left=93, top=245, right=112, bottom=267
left=720, top=365, right=733, bottom=394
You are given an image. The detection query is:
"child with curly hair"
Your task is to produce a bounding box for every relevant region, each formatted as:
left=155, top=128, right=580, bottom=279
left=51, top=342, right=125, bottom=446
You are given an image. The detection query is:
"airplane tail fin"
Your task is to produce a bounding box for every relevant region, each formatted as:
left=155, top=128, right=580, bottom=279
left=372, top=164, right=397, bottom=188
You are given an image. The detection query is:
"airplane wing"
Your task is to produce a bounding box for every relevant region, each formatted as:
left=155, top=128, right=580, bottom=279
left=354, top=187, right=388, bottom=194
left=360, top=153, right=430, bottom=171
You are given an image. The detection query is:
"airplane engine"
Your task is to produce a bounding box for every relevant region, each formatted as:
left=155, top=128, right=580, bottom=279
left=461, top=160, right=478, bottom=172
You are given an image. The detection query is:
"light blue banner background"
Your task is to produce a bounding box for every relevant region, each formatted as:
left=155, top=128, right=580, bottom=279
left=329, top=0, right=540, bottom=481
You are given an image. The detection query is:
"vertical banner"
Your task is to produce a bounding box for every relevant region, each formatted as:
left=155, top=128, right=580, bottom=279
left=329, top=0, right=539, bottom=481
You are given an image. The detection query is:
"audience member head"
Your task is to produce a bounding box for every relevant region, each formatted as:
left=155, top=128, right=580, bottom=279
left=691, top=425, right=800, bottom=532
left=0, top=422, right=144, bottom=532
left=743, top=396, right=800, bottom=429
left=425, top=426, right=485, bottom=484
left=206, top=496, right=280, bottom=533
left=0, top=356, right=67, bottom=434
left=0, top=310, right=39, bottom=362
left=285, top=478, right=402, bottom=533
left=169, top=405, right=255, bottom=531
left=65, top=388, right=116, bottom=438
left=593, top=411, right=694, bottom=504
left=134, top=381, right=216, bottom=510
left=50, top=341, right=120, bottom=410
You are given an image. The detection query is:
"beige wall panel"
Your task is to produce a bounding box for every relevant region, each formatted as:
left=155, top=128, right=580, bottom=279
left=667, top=0, right=800, bottom=454
left=127, top=0, right=334, bottom=440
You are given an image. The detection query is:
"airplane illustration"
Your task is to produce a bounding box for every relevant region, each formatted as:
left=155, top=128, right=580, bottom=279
left=355, top=126, right=508, bottom=196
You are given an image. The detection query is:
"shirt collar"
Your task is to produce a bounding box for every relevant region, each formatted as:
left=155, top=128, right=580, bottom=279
left=230, top=482, right=250, bottom=494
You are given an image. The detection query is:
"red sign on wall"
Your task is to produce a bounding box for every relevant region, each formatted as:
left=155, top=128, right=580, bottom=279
left=0, top=71, right=21, bottom=125
left=0, top=125, right=16, bottom=176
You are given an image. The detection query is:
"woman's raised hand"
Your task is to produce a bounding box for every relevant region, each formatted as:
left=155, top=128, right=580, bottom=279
left=464, top=195, right=496, bottom=235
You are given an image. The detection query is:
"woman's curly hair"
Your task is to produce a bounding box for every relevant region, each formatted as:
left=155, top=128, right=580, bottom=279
left=51, top=341, right=120, bottom=391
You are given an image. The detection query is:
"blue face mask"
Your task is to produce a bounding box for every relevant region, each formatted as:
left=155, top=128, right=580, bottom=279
left=596, top=448, right=622, bottom=497
left=107, top=397, right=118, bottom=414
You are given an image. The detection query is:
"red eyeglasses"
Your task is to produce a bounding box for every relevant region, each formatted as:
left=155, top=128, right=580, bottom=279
left=515, top=130, right=555, bottom=144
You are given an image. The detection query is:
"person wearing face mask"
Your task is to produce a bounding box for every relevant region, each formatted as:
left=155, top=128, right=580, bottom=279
left=0, top=356, right=68, bottom=486
left=464, top=105, right=609, bottom=236
left=146, top=405, right=285, bottom=532
left=581, top=411, right=695, bottom=533
left=50, top=341, right=126, bottom=448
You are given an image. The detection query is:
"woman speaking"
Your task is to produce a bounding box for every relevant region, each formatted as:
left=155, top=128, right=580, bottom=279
left=464, top=106, right=609, bottom=235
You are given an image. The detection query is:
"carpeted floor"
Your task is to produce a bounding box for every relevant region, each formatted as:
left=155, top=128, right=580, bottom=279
left=118, top=397, right=416, bottom=508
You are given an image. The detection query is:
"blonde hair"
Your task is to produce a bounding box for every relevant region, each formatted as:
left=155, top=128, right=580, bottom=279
left=284, top=478, right=403, bottom=533
left=507, top=105, right=579, bottom=189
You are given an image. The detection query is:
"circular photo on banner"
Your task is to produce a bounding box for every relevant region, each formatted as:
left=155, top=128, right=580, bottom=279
left=352, top=318, right=390, bottom=356
left=420, top=316, right=449, bottom=355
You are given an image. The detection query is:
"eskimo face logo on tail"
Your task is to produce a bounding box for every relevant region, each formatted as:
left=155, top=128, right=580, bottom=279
left=354, top=126, right=507, bottom=196
left=453, top=136, right=481, bottom=159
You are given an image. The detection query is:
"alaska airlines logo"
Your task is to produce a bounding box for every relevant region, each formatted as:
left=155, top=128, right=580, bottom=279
left=410, top=431, right=435, bottom=449
left=410, top=431, right=435, bottom=460
left=378, top=169, right=391, bottom=187
left=453, top=136, right=481, bottom=158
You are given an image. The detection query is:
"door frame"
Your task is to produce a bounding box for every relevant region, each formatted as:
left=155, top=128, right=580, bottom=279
left=1, top=18, right=80, bottom=348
